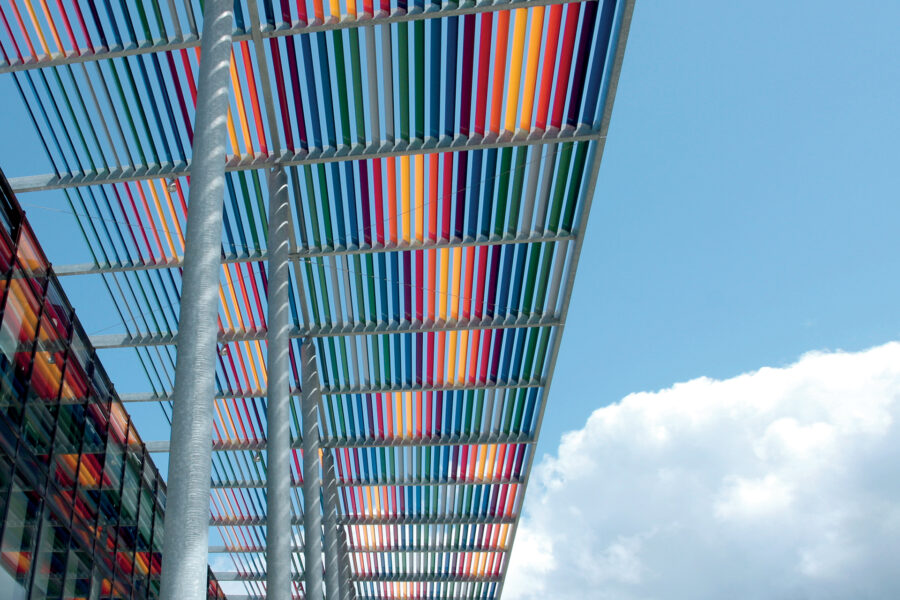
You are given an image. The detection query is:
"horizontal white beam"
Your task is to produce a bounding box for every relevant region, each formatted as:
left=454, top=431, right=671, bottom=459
left=122, top=378, right=542, bottom=403
left=53, top=251, right=263, bottom=276
left=228, top=596, right=480, bottom=600
left=215, top=571, right=501, bottom=583
left=210, top=476, right=522, bottom=489
left=89, top=315, right=560, bottom=348
left=144, top=433, right=535, bottom=452
left=0, top=0, right=591, bottom=74
left=208, top=545, right=505, bottom=554
left=210, top=514, right=516, bottom=526
left=52, top=232, right=572, bottom=276
left=9, top=127, right=601, bottom=193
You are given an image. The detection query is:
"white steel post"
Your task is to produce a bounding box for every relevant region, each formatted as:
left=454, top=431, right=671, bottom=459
left=338, top=524, right=354, bottom=600
left=158, top=1, right=233, bottom=599
left=323, top=450, right=341, bottom=599
left=302, top=341, right=324, bottom=600
left=267, top=166, right=292, bottom=599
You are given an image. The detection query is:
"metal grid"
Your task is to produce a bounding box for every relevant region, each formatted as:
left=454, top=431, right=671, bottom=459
left=0, top=0, right=636, bottom=598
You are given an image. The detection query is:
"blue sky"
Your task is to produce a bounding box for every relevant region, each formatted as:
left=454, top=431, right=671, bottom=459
left=545, top=0, right=900, bottom=452
left=1, top=1, right=899, bottom=458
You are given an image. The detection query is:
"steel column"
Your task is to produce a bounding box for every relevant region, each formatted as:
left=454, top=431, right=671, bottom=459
left=158, top=0, right=233, bottom=598
left=337, top=522, right=354, bottom=600
left=267, top=167, right=292, bottom=600
left=301, top=341, right=324, bottom=600
left=323, top=451, right=341, bottom=600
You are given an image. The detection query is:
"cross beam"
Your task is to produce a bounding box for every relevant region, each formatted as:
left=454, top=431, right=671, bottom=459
left=8, top=127, right=602, bottom=193
left=88, top=315, right=560, bottom=348
left=213, top=572, right=502, bottom=583
left=120, top=378, right=543, bottom=403
left=228, top=595, right=483, bottom=600
left=0, top=0, right=592, bottom=74
left=52, top=232, right=573, bottom=276
left=209, top=515, right=516, bottom=526
left=210, top=477, right=523, bottom=489
left=144, top=434, right=535, bottom=452
left=208, top=545, right=505, bottom=554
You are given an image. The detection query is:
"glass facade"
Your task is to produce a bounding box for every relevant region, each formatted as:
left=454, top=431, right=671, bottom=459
left=0, top=170, right=224, bottom=600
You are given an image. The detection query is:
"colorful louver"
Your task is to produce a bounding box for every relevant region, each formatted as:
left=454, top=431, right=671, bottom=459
left=0, top=0, right=634, bottom=598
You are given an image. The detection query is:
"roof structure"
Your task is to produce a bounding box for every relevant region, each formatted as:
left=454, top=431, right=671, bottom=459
left=0, top=0, right=635, bottom=598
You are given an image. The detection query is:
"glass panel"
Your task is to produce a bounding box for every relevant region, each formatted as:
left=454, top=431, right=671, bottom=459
left=20, top=401, right=56, bottom=464
left=100, top=441, right=122, bottom=527
left=0, top=277, right=41, bottom=422
left=0, top=187, right=16, bottom=243
left=63, top=550, right=93, bottom=600
left=0, top=414, right=17, bottom=463
left=0, top=248, right=12, bottom=305
left=41, top=280, right=72, bottom=343
left=28, top=515, right=69, bottom=599
left=14, top=226, right=47, bottom=279
left=66, top=324, right=92, bottom=388
left=0, top=454, right=11, bottom=526
left=0, top=480, right=41, bottom=591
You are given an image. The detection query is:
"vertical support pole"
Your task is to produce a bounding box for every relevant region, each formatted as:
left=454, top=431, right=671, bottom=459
left=301, top=341, right=324, bottom=600
left=338, top=521, right=354, bottom=600
left=158, top=1, right=233, bottom=599
left=267, top=167, right=292, bottom=600
left=323, top=450, right=341, bottom=599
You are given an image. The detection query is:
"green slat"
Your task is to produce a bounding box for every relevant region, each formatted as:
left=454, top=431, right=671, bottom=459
left=148, top=0, right=169, bottom=39
left=381, top=335, right=390, bottom=383
left=236, top=171, right=262, bottom=251
left=251, top=170, right=267, bottom=243
left=316, top=164, right=334, bottom=244
left=50, top=69, right=96, bottom=171
left=364, top=254, right=377, bottom=322
left=561, top=141, right=590, bottom=232
left=494, top=148, right=513, bottom=236
left=521, top=243, right=542, bottom=315
left=532, top=242, right=556, bottom=313
left=534, top=327, right=553, bottom=375
left=473, top=390, right=485, bottom=437
left=337, top=336, right=351, bottom=387
left=106, top=60, right=148, bottom=165
left=414, top=20, right=425, bottom=139
left=352, top=255, right=367, bottom=322
left=332, top=30, right=353, bottom=146
left=301, top=259, right=321, bottom=325
left=328, top=395, right=341, bottom=439
left=302, top=166, right=322, bottom=248
left=397, top=23, right=410, bottom=142
left=133, top=3, right=154, bottom=40
left=315, top=258, right=332, bottom=324
left=510, top=387, right=526, bottom=433
left=120, top=58, right=161, bottom=165
left=547, top=142, right=575, bottom=232
left=348, top=29, right=366, bottom=144
left=521, top=326, right=541, bottom=378
left=506, top=146, right=529, bottom=234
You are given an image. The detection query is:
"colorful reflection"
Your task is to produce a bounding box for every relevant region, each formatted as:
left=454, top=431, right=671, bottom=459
left=0, top=171, right=224, bottom=599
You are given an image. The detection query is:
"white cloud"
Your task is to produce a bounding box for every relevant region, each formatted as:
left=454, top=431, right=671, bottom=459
left=505, top=342, right=900, bottom=600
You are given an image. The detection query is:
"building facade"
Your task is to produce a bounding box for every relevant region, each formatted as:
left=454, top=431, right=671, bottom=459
left=0, top=170, right=224, bottom=599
